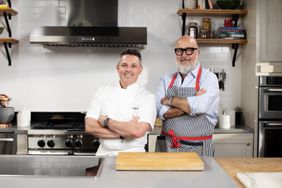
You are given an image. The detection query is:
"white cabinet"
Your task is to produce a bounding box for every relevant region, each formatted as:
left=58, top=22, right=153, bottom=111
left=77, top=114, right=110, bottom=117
left=147, top=132, right=254, bottom=157
left=213, top=133, right=253, bottom=157
left=259, top=0, right=282, bottom=61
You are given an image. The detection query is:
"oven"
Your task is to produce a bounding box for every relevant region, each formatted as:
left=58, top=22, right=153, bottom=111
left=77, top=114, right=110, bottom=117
left=258, top=76, right=282, bottom=157
left=27, top=112, right=99, bottom=156
left=259, top=76, right=282, bottom=119
left=258, top=121, right=282, bottom=157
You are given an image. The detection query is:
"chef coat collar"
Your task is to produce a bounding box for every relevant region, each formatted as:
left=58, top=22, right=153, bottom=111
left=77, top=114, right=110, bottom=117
left=117, top=82, right=139, bottom=91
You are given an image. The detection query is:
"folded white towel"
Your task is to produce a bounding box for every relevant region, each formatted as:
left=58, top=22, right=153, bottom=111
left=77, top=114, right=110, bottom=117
left=236, top=172, right=282, bottom=188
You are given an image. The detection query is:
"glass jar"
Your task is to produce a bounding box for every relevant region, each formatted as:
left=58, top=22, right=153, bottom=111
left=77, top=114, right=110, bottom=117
left=202, top=17, right=211, bottom=31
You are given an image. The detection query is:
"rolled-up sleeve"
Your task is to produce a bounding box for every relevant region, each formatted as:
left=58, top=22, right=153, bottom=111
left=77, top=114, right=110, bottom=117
left=187, top=72, right=219, bottom=116
left=155, top=74, right=171, bottom=119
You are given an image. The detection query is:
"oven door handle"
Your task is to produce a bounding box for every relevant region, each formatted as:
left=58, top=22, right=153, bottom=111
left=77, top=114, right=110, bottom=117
left=265, top=123, right=282, bottom=126
left=264, top=88, right=282, bottom=92
left=0, top=138, right=14, bottom=142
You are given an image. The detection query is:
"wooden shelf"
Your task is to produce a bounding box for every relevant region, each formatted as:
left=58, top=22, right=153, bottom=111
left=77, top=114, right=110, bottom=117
left=0, top=7, right=18, bottom=16
left=177, top=9, right=248, bottom=16
left=196, top=39, right=247, bottom=44
left=0, top=37, right=19, bottom=44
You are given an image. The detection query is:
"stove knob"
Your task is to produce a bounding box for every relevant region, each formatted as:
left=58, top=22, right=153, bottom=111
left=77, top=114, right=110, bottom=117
left=74, top=138, right=83, bottom=148
left=47, top=140, right=55, bottom=148
left=37, top=140, right=45, bottom=148
left=65, top=139, right=73, bottom=148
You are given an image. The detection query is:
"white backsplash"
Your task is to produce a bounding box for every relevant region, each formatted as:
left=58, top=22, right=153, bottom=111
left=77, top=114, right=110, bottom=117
left=0, top=0, right=241, bottom=113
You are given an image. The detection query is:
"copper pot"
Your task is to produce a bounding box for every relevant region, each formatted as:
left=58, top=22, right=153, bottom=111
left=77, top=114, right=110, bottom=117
left=0, top=94, right=11, bottom=108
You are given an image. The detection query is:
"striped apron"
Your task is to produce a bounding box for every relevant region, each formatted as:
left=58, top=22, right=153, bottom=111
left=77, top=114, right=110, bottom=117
left=156, top=67, right=215, bottom=156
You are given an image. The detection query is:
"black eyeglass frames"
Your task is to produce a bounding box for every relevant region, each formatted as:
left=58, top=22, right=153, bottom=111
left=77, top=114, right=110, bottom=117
left=174, top=48, right=198, bottom=56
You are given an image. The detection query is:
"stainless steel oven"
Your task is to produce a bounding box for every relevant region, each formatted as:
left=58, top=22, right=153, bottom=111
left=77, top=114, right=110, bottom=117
left=258, top=76, right=282, bottom=157
left=259, top=76, right=282, bottom=119
left=258, top=121, right=282, bottom=157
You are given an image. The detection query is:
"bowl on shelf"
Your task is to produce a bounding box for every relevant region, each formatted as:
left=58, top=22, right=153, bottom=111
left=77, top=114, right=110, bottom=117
left=216, top=0, right=241, bottom=9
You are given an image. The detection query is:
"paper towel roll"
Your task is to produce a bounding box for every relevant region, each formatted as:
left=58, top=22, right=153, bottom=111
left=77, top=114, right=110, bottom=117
left=219, top=114, right=231, bottom=129
left=17, top=110, right=31, bottom=128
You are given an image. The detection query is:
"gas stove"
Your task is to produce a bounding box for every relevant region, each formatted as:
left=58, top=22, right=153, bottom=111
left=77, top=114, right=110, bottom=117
left=27, top=112, right=99, bottom=156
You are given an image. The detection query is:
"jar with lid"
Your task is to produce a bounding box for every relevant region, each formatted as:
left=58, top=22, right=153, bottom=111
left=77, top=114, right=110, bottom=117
left=187, top=22, right=198, bottom=38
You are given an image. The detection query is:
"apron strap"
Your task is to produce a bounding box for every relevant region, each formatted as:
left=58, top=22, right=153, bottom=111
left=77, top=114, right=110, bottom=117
left=161, top=130, right=212, bottom=148
left=168, top=66, right=202, bottom=91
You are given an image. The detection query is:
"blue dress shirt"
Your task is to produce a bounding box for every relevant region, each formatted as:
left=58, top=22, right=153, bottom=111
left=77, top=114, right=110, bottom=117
left=155, top=63, right=219, bottom=125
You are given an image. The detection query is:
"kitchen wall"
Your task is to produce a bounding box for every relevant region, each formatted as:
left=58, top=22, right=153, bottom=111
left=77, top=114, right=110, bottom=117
left=0, top=0, right=242, bottom=114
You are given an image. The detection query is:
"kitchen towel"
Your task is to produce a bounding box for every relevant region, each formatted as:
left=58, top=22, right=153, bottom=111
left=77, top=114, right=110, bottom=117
left=219, top=114, right=231, bottom=129
left=17, top=110, right=31, bottom=127
left=236, top=172, right=282, bottom=188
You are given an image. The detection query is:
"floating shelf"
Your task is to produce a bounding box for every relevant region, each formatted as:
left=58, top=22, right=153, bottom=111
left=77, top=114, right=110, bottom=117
left=0, top=37, right=19, bottom=44
left=0, top=37, right=19, bottom=66
left=196, top=39, right=247, bottom=44
left=0, top=7, right=18, bottom=16
left=177, top=9, right=248, bottom=16
left=177, top=7, right=248, bottom=67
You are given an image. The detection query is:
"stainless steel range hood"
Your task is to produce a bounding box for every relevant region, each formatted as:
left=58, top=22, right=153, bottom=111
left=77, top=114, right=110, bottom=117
left=30, top=0, right=147, bottom=48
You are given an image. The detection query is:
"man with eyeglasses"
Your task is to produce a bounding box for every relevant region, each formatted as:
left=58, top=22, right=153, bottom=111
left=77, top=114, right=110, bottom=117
left=155, top=36, right=219, bottom=156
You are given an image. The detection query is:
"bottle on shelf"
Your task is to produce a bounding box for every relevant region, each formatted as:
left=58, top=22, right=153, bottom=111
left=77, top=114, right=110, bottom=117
left=187, top=22, right=198, bottom=38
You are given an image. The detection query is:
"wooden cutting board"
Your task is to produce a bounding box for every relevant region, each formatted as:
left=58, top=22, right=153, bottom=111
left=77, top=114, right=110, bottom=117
left=116, top=152, right=204, bottom=171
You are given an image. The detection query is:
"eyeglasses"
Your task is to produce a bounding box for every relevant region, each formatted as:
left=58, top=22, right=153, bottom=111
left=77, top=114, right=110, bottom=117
left=174, top=48, right=198, bottom=56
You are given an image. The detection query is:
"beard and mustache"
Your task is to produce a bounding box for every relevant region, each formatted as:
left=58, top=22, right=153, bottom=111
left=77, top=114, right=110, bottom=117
left=176, top=56, right=198, bottom=75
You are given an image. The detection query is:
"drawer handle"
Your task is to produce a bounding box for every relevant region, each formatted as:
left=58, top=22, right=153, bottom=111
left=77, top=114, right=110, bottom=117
left=0, top=138, right=14, bottom=142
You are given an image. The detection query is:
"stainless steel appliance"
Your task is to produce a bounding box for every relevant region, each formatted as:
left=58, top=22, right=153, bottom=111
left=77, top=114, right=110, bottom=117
left=0, top=131, right=16, bottom=154
left=27, top=112, right=99, bottom=156
left=259, top=76, right=282, bottom=119
left=258, top=76, right=282, bottom=157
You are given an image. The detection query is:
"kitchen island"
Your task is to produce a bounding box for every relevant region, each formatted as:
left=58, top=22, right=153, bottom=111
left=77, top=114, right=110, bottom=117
left=0, top=155, right=237, bottom=188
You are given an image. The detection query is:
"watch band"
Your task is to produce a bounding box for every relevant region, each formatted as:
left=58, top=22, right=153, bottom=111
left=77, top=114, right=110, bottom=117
left=103, top=117, right=110, bottom=128
left=168, top=97, right=174, bottom=106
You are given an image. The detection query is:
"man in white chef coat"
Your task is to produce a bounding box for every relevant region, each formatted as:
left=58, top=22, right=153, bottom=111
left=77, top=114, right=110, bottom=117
left=85, top=49, right=156, bottom=156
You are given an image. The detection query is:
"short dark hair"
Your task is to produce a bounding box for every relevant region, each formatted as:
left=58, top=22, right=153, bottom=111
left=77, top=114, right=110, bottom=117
left=120, top=49, right=142, bottom=63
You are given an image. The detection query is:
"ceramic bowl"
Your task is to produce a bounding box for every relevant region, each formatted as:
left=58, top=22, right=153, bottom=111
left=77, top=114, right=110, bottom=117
left=0, top=107, right=15, bottom=124
left=216, top=0, right=241, bottom=9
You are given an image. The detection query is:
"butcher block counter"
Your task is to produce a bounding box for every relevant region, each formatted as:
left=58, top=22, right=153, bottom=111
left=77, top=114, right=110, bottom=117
left=215, top=158, right=282, bottom=188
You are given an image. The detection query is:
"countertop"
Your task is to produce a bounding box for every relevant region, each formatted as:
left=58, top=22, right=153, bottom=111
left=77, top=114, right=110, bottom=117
left=215, top=158, right=282, bottom=188
left=0, top=155, right=237, bottom=188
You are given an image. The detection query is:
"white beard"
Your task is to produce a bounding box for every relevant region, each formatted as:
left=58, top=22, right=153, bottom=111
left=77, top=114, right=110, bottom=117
left=177, top=59, right=198, bottom=75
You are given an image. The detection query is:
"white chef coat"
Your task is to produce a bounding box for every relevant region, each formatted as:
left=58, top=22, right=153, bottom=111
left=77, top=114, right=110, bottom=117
left=86, top=82, right=156, bottom=156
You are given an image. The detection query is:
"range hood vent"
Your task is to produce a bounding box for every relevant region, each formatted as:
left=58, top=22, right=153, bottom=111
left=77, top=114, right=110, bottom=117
left=30, top=26, right=147, bottom=48
left=29, top=0, right=147, bottom=48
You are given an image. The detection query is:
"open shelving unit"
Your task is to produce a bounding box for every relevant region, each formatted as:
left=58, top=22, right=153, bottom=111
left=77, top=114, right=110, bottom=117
left=0, top=0, right=18, bottom=66
left=177, top=5, right=248, bottom=67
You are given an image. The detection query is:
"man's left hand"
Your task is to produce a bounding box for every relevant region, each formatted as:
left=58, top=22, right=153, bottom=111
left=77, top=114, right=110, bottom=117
left=98, top=115, right=108, bottom=126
